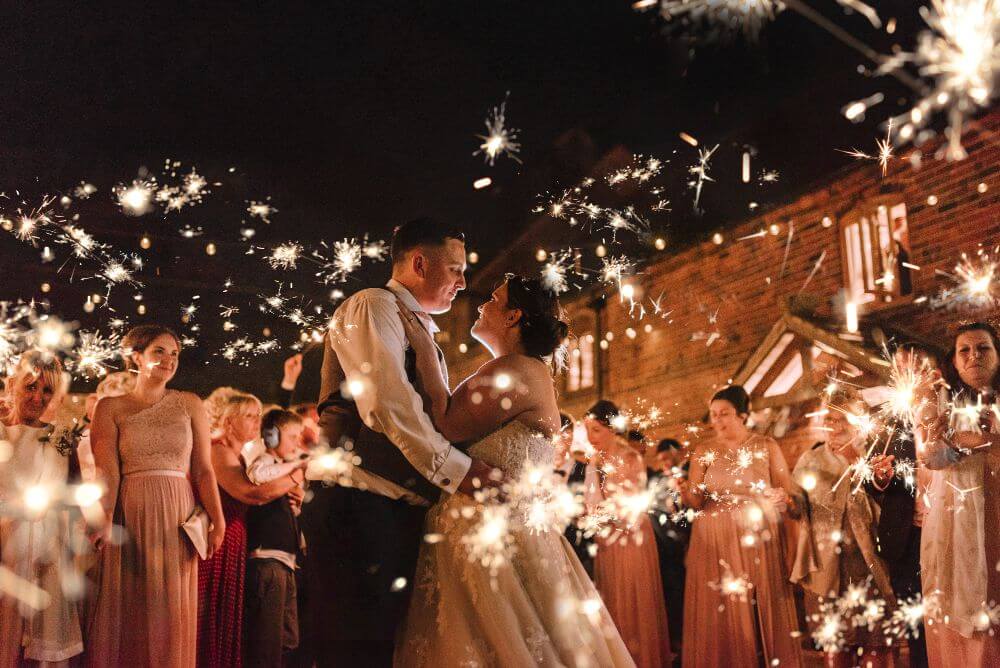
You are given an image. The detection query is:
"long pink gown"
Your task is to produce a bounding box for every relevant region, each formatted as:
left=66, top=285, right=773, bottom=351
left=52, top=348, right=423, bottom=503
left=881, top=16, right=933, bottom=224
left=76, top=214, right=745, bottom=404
left=682, top=434, right=802, bottom=668
left=86, top=391, right=198, bottom=668
left=593, top=446, right=672, bottom=668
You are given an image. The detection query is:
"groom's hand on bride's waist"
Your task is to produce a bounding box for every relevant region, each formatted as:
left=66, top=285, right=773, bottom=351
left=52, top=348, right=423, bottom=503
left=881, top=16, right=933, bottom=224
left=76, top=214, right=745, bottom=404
left=457, top=457, right=508, bottom=501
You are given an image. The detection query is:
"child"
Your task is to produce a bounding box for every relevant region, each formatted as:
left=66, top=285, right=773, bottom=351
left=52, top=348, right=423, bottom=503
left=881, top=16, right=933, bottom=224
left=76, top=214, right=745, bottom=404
left=244, top=409, right=306, bottom=668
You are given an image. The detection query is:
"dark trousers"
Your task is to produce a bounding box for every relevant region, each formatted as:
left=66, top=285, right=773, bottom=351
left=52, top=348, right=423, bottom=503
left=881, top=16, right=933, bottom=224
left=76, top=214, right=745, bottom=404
left=889, top=527, right=927, bottom=668
left=244, top=559, right=298, bottom=668
left=298, top=484, right=427, bottom=668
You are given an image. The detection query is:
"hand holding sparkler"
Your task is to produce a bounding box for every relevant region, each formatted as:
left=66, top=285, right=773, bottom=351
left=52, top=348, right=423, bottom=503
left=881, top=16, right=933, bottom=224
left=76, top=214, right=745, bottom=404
left=869, top=454, right=896, bottom=490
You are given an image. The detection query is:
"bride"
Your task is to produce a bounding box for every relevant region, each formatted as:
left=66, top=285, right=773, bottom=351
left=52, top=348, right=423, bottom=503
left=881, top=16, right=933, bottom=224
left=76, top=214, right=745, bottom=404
left=394, top=274, right=634, bottom=667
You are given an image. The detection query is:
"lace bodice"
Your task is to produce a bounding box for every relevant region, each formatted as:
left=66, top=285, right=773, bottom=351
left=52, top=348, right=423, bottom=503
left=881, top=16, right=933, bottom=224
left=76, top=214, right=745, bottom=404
left=465, top=421, right=554, bottom=478
left=118, top=390, right=193, bottom=475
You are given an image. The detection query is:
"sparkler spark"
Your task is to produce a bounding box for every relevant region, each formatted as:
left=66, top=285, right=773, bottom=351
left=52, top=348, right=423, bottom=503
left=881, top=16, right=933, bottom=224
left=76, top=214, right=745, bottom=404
left=474, top=94, right=522, bottom=166
left=268, top=243, right=304, bottom=270
left=247, top=200, right=277, bottom=223
left=650, top=0, right=784, bottom=41
left=880, top=0, right=1000, bottom=160
left=114, top=179, right=155, bottom=216
left=839, top=118, right=894, bottom=175
left=688, top=143, right=719, bottom=212
left=69, top=330, right=120, bottom=379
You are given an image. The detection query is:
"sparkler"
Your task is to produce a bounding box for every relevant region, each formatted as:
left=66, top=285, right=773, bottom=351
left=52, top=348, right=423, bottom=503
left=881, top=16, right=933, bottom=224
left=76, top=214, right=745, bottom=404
left=650, top=0, right=785, bottom=41
left=839, top=118, right=894, bottom=176
left=708, top=559, right=753, bottom=602
left=68, top=330, right=121, bottom=378
left=114, top=179, right=156, bottom=216
left=247, top=200, right=277, bottom=223
left=540, top=249, right=578, bottom=295
left=268, top=243, right=304, bottom=270
left=879, top=0, right=1000, bottom=160
left=474, top=94, right=522, bottom=166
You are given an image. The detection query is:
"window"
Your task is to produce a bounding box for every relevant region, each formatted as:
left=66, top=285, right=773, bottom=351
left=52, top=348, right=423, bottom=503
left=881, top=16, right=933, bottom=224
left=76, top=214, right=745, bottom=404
left=566, top=333, right=595, bottom=393
left=841, top=202, right=912, bottom=302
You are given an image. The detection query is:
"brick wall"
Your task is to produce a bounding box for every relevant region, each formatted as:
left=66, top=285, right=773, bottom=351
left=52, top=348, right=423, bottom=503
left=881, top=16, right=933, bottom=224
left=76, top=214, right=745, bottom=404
left=440, top=112, right=1000, bottom=461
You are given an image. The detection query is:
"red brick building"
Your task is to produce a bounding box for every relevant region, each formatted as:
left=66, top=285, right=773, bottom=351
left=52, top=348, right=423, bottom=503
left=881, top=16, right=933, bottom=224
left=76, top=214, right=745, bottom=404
left=437, top=112, right=1000, bottom=466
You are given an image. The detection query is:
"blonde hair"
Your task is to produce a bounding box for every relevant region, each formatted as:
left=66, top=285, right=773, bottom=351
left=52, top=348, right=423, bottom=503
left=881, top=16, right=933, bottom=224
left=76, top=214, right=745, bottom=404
left=217, top=392, right=262, bottom=436
left=204, top=386, right=240, bottom=435
left=1, top=351, right=66, bottom=421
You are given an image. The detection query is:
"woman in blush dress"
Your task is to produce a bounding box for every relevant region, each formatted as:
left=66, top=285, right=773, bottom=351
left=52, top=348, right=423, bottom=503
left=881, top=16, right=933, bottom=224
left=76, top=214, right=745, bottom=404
left=0, top=352, right=83, bottom=667
left=87, top=325, right=226, bottom=668
left=680, top=385, right=802, bottom=668
left=585, top=400, right=672, bottom=668
left=197, top=392, right=304, bottom=668
left=919, top=322, right=1000, bottom=668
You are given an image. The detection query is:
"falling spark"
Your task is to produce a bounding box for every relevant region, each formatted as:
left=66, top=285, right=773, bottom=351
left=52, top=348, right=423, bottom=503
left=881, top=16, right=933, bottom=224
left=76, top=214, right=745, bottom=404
left=839, top=118, right=894, bottom=175
left=474, top=94, right=522, bottom=166
left=688, top=143, right=719, bottom=212
left=247, top=200, right=277, bottom=223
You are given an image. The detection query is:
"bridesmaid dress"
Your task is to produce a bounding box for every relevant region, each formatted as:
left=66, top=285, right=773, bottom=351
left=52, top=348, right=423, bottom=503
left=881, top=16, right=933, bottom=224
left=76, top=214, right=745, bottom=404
left=682, top=434, right=802, bottom=668
left=87, top=390, right=198, bottom=667
left=196, top=454, right=248, bottom=668
left=593, top=445, right=672, bottom=668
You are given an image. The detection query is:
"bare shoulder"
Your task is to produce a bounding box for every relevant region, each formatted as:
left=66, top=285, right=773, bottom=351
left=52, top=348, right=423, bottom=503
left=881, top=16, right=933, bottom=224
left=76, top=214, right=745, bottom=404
left=478, top=355, right=552, bottom=385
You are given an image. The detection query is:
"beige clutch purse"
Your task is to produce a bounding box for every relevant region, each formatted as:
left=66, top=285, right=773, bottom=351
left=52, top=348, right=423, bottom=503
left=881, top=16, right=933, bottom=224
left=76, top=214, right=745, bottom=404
left=181, top=505, right=211, bottom=560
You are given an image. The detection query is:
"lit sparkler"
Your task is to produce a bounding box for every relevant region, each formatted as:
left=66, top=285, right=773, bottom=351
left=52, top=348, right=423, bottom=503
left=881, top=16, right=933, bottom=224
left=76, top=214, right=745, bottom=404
left=115, top=179, right=156, bottom=216
left=650, top=0, right=785, bottom=41
left=474, top=94, right=522, bottom=166
left=268, top=243, right=304, bottom=270
left=688, top=143, right=719, bottom=212
left=69, top=330, right=120, bottom=378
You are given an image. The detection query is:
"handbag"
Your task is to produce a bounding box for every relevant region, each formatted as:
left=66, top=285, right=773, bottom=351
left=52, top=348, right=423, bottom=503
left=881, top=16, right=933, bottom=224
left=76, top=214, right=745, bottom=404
left=181, top=505, right=212, bottom=560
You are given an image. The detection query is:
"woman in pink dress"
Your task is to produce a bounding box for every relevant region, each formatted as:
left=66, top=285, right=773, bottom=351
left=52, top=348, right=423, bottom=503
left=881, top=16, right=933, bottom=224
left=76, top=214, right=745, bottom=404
left=680, top=385, right=802, bottom=668
left=585, top=400, right=672, bottom=668
left=196, top=392, right=304, bottom=668
left=920, top=322, right=1000, bottom=667
left=88, top=325, right=226, bottom=668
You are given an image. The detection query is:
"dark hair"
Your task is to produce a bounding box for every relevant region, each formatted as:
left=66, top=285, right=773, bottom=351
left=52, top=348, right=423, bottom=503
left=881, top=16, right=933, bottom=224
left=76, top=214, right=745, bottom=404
left=943, top=322, right=1000, bottom=397
left=587, top=399, right=620, bottom=429
left=390, top=217, right=465, bottom=266
left=122, top=325, right=181, bottom=370
left=710, top=385, right=751, bottom=416
left=504, top=273, right=569, bottom=359
left=627, top=429, right=645, bottom=443
left=262, top=408, right=303, bottom=434
left=657, top=438, right=682, bottom=453
left=559, top=412, right=573, bottom=431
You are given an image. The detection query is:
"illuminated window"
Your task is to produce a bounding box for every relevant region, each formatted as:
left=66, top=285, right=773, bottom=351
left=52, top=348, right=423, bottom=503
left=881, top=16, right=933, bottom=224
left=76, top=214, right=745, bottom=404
left=567, top=333, right=595, bottom=393
left=841, top=202, right=912, bottom=302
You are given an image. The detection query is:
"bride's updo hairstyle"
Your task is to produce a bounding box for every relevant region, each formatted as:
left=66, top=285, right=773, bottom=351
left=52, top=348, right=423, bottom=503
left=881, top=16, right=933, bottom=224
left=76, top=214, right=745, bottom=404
left=504, top=273, right=569, bottom=360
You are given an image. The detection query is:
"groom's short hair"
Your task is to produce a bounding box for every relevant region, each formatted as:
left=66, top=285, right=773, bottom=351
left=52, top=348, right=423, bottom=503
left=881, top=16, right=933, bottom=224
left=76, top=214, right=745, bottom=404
left=391, top=217, right=465, bottom=266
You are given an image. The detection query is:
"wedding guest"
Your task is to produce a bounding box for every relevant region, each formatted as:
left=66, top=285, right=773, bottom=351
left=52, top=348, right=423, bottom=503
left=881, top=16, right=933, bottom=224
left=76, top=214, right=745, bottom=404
left=88, top=325, right=226, bottom=668
left=792, top=388, right=895, bottom=667
left=0, top=352, right=83, bottom=666
left=920, top=322, right=1000, bottom=667
left=275, top=353, right=303, bottom=407
left=197, top=392, right=304, bottom=668
left=204, top=386, right=240, bottom=440
left=554, top=413, right=595, bottom=576
left=586, top=399, right=672, bottom=668
left=863, top=342, right=938, bottom=668
left=243, top=409, right=305, bottom=668
left=680, top=385, right=802, bottom=668
left=649, top=438, right=689, bottom=664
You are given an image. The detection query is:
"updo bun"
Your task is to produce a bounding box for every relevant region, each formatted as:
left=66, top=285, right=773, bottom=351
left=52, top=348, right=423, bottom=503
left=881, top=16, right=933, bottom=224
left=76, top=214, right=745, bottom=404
left=504, top=274, right=569, bottom=359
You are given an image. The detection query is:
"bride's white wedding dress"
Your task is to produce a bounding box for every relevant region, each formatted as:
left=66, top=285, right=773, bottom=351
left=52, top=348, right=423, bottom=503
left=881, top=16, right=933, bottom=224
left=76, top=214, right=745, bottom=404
left=395, top=421, right=635, bottom=667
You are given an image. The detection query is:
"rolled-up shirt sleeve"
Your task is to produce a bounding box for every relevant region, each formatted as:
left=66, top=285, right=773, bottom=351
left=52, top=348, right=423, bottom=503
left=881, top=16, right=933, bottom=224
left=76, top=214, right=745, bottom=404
left=329, top=291, right=470, bottom=494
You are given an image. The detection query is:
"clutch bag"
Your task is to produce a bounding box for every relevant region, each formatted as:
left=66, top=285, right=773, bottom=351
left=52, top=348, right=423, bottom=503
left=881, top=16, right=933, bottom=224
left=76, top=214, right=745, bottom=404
left=181, top=505, right=211, bottom=560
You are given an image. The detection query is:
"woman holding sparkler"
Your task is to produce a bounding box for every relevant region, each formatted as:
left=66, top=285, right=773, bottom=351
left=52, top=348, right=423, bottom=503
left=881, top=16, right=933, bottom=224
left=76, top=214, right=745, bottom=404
left=585, top=400, right=672, bottom=668
left=679, top=385, right=802, bottom=668
left=920, top=322, right=1000, bottom=667
left=87, top=325, right=226, bottom=668
left=0, top=352, right=83, bottom=667
left=196, top=391, right=304, bottom=668
left=791, top=388, right=895, bottom=667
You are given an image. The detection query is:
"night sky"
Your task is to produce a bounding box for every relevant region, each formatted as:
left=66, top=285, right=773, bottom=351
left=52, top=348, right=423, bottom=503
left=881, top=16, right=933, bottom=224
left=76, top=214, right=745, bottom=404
left=0, top=0, right=924, bottom=397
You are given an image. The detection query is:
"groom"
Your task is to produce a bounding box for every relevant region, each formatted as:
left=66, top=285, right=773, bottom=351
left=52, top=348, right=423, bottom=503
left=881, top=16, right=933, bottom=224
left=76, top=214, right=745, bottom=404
left=302, top=218, right=502, bottom=667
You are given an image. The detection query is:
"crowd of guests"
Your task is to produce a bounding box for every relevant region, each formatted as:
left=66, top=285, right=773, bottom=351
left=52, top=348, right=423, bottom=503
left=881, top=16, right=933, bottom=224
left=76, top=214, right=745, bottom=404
left=0, top=317, right=998, bottom=667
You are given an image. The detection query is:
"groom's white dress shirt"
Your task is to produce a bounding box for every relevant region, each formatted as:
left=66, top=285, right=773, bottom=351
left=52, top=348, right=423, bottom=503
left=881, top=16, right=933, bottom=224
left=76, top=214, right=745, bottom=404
left=328, top=279, right=471, bottom=504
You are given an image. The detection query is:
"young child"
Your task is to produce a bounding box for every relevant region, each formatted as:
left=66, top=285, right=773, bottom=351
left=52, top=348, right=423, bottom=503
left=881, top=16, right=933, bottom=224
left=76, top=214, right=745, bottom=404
left=244, top=409, right=306, bottom=668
